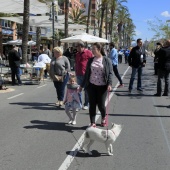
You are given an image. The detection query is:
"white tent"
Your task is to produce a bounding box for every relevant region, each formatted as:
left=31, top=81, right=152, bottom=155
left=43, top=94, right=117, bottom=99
left=0, top=16, right=85, bottom=30
left=7, top=40, right=36, bottom=46
left=0, top=16, right=71, bottom=26
left=60, top=33, right=108, bottom=43
left=0, top=0, right=49, bottom=14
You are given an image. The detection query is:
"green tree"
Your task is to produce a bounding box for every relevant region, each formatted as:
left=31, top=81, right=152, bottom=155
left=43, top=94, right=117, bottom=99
left=69, top=7, right=87, bottom=25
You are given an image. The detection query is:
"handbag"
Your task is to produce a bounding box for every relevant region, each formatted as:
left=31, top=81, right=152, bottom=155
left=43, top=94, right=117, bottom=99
left=54, top=75, right=64, bottom=82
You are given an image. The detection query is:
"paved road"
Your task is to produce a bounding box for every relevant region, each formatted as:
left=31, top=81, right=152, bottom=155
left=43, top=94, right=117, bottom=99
left=0, top=56, right=170, bottom=170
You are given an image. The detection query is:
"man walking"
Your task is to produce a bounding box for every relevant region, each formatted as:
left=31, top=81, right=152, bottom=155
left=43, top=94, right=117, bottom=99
left=128, top=38, right=146, bottom=93
left=8, top=45, right=22, bottom=86
left=109, top=42, right=124, bottom=88
left=37, top=52, right=51, bottom=80
left=75, top=41, right=93, bottom=110
left=154, top=40, right=170, bottom=96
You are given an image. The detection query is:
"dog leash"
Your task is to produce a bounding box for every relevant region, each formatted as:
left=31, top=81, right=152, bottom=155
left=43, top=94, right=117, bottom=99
left=105, top=91, right=110, bottom=141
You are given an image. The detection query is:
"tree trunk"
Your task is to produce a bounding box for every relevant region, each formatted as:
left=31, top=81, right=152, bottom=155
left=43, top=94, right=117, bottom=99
left=105, top=4, right=108, bottom=39
left=22, top=0, right=30, bottom=64
left=36, top=27, right=41, bottom=51
left=99, top=6, right=105, bottom=38
left=64, top=0, right=69, bottom=50
left=0, top=31, right=3, bottom=57
left=86, top=0, right=92, bottom=33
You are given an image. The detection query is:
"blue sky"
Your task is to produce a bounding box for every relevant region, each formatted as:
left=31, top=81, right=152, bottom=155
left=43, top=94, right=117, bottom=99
left=124, top=0, right=170, bottom=41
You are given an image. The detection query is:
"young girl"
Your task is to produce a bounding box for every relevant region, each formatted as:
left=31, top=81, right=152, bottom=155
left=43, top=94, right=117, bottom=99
left=64, top=76, right=82, bottom=125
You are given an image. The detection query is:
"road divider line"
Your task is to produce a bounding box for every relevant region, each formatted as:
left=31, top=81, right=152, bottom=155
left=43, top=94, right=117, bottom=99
left=58, top=66, right=130, bottom=170
left=7, top=93, right=24, bottom=99
left=37, top=84, right=47, bottom=88
left=152, top=97, right=170, bottom=153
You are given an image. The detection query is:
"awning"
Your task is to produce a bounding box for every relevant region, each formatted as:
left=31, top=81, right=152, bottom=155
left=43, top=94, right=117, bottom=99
left=0, top=0, right=49, bottom=14
left=0, top=16, right=85, bottom=30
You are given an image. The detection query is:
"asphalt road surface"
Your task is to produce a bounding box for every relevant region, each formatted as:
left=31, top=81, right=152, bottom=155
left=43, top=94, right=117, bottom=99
left=0, top=56, right=170, bottom=170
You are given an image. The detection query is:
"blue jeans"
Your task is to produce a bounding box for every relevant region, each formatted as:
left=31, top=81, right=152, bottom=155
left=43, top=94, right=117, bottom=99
left=53, top=73, right=69, bottom=101
left=129, top=66, right=142, bottom=90
left=76, top=75, right=89, bottom=106
left=10, top=67, right=22, bottom=85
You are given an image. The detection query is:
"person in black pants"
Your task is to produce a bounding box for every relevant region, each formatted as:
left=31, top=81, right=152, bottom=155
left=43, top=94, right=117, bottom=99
left=80, top=43, right=113, bottom=127
left=8, top=45, right=22, bottom=86
left=154, top=42, right=162, bottom=75
left=109, top=42, right=124, bottom=88
left=154, top=40, right=170, bottom=96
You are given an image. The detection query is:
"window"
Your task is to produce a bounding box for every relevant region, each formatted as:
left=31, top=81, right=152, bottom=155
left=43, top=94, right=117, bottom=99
left=92, top=4, right=95, bottom=9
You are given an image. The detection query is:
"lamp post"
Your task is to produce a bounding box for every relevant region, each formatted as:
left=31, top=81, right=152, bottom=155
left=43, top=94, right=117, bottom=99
left=48, top=0, right=58, bottom=48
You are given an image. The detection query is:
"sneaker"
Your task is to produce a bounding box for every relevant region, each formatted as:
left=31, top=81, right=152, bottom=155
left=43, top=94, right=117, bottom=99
left=129, top=89, right=132, bottom=94
left=117, top=84, right=124, bottom=88
left=101, top=117, right=106, bottom=127
left=83, top=106, right=88, bottom=110
left=162, top=93, right=168, bottom=96
left=72, top=120, right=76, bottom=125
left=90, top=123, right=96, bottom=128
left=55, top=101, right=60, bottom=105
left=76, top=108, right=79, bottom=112
left=68, top=120, right=72, bottom=124
left=137, top=88, right=143, bottom=92
left=154, top=93, right=161, bottom=97
left=59, top=101, right=63, bottom=106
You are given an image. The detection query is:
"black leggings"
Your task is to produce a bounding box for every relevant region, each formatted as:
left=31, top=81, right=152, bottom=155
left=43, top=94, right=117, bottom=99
left=87, top=83, right=108, bottom=123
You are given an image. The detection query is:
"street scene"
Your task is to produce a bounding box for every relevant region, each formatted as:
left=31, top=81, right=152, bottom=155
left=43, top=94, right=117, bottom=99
left=0, top=0, right=170, bottom=170
left=0, top=56, right=170, bottom=170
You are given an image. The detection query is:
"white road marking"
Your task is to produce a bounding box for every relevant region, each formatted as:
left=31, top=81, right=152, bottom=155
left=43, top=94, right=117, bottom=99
left=58, top=66, right=130, bottom=170
left=37, top=84, right=47, bottom=88
left=7, top=93, right=24, bottom=99
left=152, top=97, right=170, bottom=153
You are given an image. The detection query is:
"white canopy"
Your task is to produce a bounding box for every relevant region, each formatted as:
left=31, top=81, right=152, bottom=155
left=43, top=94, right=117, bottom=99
left=7, top=39, right=36, bottom=46
left=0, top=16, right=70, bottom=26
left=0, top=0, right=49, bottom=14
left=0, top=16, right=85, bottom=30
left=60, top=33, right=108, bottom=43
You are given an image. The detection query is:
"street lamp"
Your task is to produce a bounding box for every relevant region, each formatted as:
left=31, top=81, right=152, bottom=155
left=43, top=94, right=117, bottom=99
left=48, top=0, right=58, bottom=48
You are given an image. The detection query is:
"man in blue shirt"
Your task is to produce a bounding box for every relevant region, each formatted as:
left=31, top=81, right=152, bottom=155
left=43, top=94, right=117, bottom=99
left=109, top=42, right=124, bottom=88
left=124, top=48, right=130, bottom=64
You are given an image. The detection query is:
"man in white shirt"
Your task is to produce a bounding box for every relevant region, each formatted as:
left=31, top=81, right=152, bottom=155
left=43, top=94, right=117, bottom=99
left=37, top=53, right=51, bottom=80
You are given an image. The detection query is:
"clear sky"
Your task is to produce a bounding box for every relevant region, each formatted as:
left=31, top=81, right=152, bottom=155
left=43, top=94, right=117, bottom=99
left=124, top=0, right=170, bottom=42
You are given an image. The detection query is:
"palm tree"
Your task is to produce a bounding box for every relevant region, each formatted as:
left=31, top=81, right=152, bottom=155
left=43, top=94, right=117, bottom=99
left=64, top=0, right=69, bottom=49
left=69, top=7, right=87, bottom=24
left=116, top=5, right=130, bottom=47
left=99, top=0, right=108, bottom=37
left=86, top=0, right=92, bottom=33
left=36, top=27, right=41, bottom=51
left=108, top=0, right=127, bottom=41
left=22, top=0, right=30, bottom=64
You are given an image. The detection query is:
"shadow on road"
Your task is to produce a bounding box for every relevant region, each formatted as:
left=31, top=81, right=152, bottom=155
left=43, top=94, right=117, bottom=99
left=109, top=113, right=170, bottom=118
left=66, top=150, right=102, bottom=157
left=23, top=120, right=87, bottom=132
left=10, top=102, right=65, bottom=111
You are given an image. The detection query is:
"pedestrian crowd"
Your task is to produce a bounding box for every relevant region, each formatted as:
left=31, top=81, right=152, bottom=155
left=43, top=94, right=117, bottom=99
left=4, top=38, right=170, bottom=127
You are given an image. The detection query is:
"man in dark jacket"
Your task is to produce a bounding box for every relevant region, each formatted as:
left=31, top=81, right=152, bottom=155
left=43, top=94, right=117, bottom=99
left=154, top=40, right=170, bottom=96
left=128, top=38, right=146, bottom=93
left=8, top=45, right=22, bottom=85
left=153, top=42, right=162, bottom=75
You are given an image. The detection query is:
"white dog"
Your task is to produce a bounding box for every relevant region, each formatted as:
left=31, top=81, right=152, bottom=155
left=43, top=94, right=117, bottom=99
left=81, top=123, right=122, bottom=156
